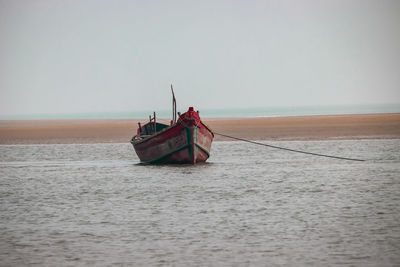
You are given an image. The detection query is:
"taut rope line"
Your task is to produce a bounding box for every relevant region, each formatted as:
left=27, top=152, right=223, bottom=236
left=214, top=132, right=365, bottom=162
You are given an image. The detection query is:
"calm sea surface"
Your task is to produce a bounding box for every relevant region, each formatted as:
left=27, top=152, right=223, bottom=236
left=1, top=140, right=399, bottom=266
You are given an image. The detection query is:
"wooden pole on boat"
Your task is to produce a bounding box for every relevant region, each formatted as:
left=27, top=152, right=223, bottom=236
left=171, top=84, right=177, bottom=123
left=154, top=111, right=156, bottom=133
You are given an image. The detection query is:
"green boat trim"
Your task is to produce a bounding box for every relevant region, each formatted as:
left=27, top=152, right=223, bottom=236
left=194, top=126, right=198, bottom=157
left=185, top=127, right=192, bottom=159
left=195, top=143, right=210, bottom=158
left=140, top=141, right=210, bottom=164
left=141, top=145, right=189, bottom=164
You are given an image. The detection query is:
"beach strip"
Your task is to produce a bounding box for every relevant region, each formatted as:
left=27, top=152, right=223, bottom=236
left=0, top=113, right=399, bottom=144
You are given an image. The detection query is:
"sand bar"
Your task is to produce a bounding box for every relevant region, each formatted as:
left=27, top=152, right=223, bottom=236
left=0, top=114, right=399, bottom=144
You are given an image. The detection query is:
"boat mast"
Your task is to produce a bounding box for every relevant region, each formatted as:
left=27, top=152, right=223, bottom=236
left=171, top=84, right=177, bottom=123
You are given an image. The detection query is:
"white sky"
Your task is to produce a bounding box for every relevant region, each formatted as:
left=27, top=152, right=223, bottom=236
left=1, top=0, right=399, bottom=116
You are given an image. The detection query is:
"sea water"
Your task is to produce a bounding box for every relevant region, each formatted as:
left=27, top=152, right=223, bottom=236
left=0, top=140, right=399, bottom=266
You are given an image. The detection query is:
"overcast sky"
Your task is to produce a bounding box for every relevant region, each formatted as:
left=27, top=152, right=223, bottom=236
left=1, top=0, right=399, bottom=116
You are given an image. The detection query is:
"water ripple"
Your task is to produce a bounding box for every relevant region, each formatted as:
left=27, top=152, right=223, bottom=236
left=0, top=140, right=399, bottom=266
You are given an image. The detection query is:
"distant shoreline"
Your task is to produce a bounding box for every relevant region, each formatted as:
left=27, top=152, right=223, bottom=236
left=0, top=113, right=399, bottom=144
left=2, top=103, right=399, bottom=121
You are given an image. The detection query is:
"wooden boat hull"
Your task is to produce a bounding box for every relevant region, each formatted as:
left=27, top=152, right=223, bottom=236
left=131, top=108, right=213, bottom=164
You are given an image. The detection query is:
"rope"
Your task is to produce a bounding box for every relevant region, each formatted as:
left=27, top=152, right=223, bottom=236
left=214, top=132, right=365, bottom=162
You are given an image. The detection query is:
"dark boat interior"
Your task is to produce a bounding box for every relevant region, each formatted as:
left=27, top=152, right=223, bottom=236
left=138, top=122, right=169, bottom=136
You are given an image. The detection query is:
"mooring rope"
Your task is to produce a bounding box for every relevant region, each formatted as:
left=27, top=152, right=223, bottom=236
left=214, top=132, right=365, bottom=162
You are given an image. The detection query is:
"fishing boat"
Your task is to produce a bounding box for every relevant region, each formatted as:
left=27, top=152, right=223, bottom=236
left=130, top=86, right=214, bottom=164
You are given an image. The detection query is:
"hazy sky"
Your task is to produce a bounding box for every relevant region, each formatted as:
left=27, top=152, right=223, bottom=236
left=1, top=0, right=399, bottom=116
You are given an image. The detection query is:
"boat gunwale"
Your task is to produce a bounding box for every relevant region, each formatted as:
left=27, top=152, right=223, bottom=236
left=131, top=122, right=177, bottom=146
left=131, top=120, right=214, bottom=146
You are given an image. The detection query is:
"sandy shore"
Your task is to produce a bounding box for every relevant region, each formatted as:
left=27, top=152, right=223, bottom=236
left=0, top=114, right=399, bottom=144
